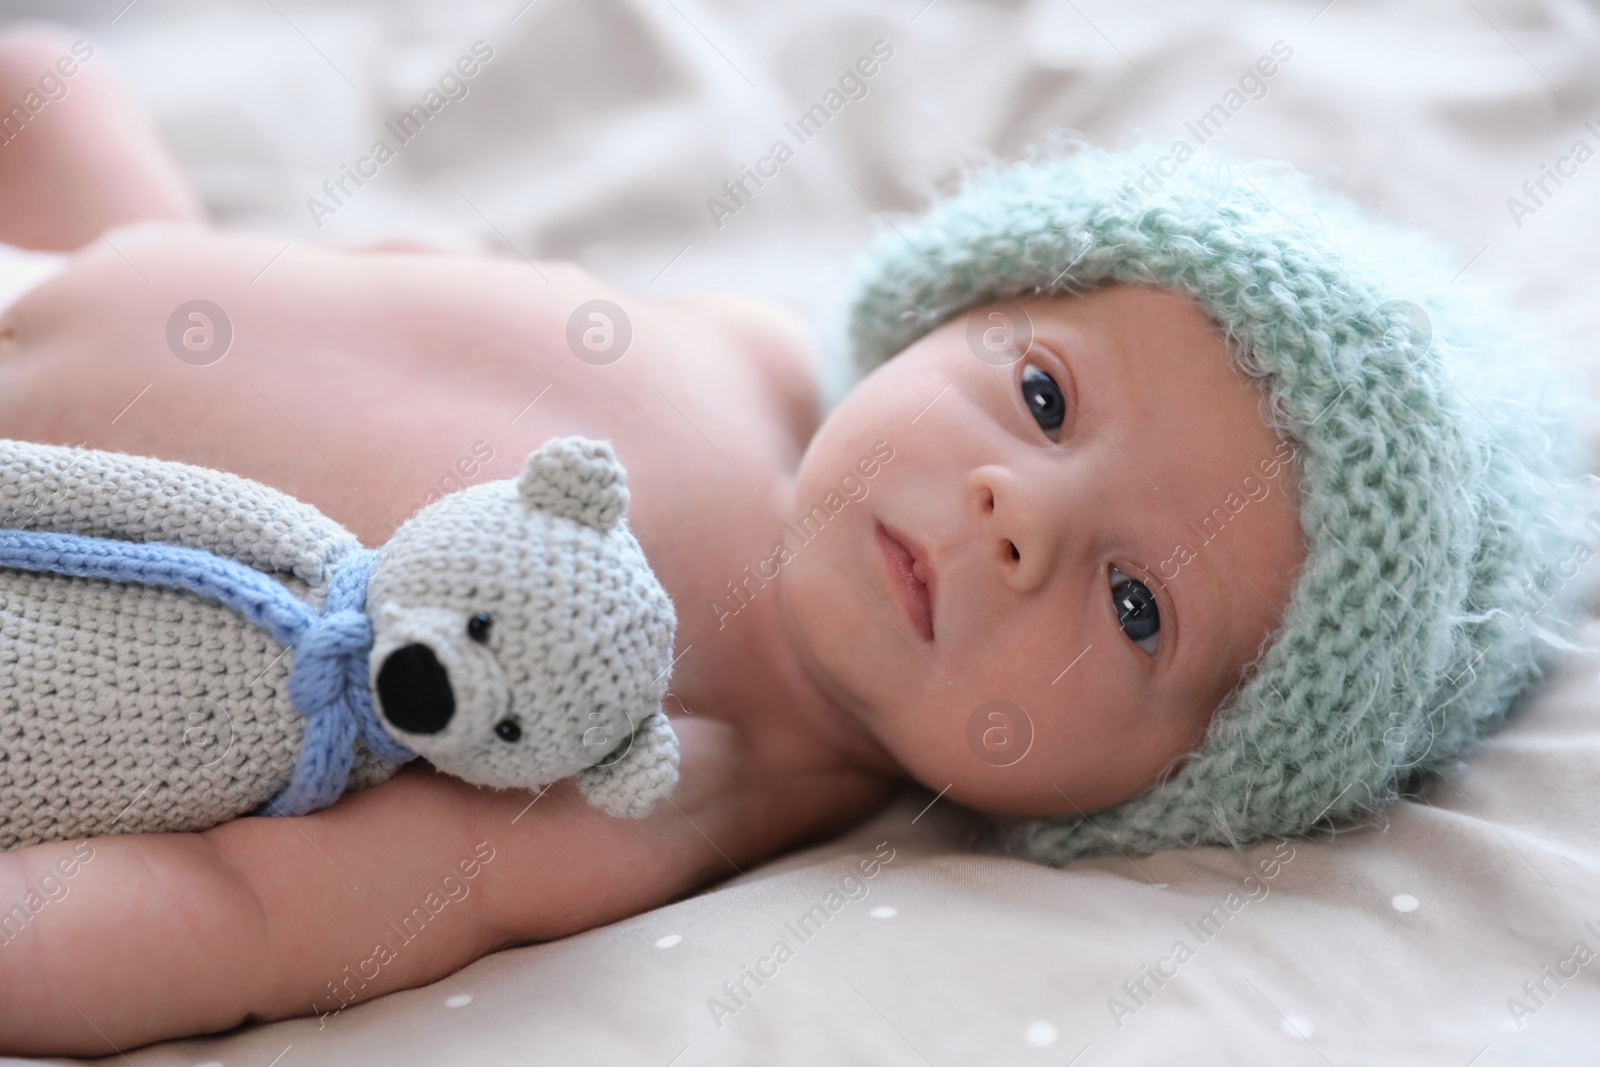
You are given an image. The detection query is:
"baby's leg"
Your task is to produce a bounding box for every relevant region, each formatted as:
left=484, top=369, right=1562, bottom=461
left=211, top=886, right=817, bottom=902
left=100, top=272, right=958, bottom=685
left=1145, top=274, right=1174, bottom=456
left=0, top=24, right=205, bottom=251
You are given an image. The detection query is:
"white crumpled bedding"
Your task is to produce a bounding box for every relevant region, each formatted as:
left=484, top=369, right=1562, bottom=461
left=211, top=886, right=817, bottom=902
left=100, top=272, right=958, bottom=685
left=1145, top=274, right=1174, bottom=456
left=7, top=0, right=1600, bottom=1062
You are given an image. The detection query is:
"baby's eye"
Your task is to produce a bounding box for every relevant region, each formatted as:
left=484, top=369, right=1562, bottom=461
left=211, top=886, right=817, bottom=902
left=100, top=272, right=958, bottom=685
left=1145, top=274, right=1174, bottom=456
left=1020, top=364, right=1067, bottom=440
left=467, top=612, right=493, bottom=643
left=1111, top=568, right=1160, bottom=656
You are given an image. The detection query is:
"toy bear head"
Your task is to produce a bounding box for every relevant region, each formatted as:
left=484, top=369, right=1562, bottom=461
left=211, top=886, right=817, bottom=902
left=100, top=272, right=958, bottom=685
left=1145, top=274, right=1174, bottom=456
left=365, top=436, right=680, bottom=818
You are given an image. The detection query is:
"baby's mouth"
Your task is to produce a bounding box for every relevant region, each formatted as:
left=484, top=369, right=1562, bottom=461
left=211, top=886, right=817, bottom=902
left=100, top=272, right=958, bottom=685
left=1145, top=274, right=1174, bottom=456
left=875, top=520, right=935, bottom=641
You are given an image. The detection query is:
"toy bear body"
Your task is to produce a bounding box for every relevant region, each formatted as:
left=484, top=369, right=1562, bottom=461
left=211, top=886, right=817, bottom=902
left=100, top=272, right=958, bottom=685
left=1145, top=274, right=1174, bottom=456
left=0, top=436, right=679, bottom=851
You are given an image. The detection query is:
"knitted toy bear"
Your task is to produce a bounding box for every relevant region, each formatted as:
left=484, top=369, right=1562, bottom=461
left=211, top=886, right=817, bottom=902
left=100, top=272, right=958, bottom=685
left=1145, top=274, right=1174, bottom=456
left=0, top=435, right=680, bottom=851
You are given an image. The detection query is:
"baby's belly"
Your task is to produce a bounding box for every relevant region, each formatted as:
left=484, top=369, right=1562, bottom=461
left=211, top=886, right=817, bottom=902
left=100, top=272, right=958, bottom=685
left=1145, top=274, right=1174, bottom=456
left=0, top=230, right=791, bottom=548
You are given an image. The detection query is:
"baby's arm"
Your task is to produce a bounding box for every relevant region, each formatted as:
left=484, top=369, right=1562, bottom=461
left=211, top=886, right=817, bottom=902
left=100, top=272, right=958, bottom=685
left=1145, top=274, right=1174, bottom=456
left=0, top=715, right=795, bottom=1056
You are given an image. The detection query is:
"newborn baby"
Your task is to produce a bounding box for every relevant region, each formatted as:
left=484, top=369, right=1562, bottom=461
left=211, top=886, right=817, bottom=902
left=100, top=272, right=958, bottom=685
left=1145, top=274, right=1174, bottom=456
left=0, top=26, right=1592, bottom=1055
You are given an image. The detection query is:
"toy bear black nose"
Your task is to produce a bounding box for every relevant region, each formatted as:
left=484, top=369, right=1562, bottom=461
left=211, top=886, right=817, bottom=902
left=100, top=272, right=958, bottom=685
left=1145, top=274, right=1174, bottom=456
left=376, top=643, right=455, bottom=735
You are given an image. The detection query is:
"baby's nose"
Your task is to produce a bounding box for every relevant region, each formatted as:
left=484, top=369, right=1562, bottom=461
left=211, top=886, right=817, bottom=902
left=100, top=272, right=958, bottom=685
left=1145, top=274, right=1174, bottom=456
left=376, top=643, right=456, bottom=734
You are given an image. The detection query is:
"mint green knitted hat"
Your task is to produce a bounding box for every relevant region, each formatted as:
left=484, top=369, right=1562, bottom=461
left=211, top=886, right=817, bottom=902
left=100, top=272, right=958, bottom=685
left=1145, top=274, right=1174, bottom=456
left=844, top=140, right=1600, bottom=866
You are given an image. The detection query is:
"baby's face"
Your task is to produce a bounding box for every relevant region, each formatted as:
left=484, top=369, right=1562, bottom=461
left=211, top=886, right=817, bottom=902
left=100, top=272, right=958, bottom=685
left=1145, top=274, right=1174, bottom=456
left=779, top=284, right=1306, bottom=817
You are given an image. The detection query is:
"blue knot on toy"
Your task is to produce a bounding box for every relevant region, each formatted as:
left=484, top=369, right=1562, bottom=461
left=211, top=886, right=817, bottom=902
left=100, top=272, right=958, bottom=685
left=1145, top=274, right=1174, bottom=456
left=0, top=529, right=417, bottom=819
left=267, top=547, right=417, bottom=816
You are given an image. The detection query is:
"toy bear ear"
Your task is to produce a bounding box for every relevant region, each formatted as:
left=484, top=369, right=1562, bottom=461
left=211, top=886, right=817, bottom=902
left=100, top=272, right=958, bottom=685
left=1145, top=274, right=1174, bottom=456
left=517, top=436, right=630, bottom=531
left=578, top=710, right=680, bottom=818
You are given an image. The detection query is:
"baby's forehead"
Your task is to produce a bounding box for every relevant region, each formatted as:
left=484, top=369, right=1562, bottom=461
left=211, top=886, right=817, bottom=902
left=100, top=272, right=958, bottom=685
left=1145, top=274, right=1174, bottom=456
left=1011, top=283, right=1226, bottom=346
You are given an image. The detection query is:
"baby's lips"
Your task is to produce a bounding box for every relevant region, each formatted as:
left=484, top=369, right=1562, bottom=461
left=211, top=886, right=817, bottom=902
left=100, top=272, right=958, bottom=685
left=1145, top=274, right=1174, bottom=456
left=877, top=519, right=937, bottom=640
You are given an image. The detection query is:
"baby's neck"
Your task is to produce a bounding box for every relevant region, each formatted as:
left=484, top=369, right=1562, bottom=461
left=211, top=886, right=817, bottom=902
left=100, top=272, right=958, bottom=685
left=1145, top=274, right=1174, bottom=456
left=764, top=579, right=902, bottom=776
left=668, top=491, right=903, bottom=787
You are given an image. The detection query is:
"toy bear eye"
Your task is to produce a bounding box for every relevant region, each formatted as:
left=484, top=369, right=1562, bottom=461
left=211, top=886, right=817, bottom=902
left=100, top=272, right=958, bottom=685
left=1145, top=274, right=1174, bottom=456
left=467, top=612, right=493, bottom=643
left=494, top=718, right=522, bottom=743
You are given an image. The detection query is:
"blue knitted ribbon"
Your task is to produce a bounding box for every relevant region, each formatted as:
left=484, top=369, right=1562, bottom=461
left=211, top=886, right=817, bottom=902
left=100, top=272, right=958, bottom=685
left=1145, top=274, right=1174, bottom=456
left=0, top=529, right=416, bottom=817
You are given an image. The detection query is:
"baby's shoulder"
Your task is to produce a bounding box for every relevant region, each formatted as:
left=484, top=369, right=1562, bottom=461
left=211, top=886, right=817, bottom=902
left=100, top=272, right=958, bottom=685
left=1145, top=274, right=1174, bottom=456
left=665, top=292, right=822, bottom=451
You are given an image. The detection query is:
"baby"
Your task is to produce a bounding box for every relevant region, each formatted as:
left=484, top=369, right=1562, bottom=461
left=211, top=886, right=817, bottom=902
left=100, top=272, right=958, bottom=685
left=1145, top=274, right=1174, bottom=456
left=0, top=24, right=1594, bottom=1056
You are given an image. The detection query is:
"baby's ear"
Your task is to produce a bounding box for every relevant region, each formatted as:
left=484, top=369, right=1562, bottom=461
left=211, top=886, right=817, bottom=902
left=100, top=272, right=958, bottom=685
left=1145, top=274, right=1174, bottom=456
left=517, top=436, right=629, bottom=531
left=577, top=711, right=680, bottom=818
